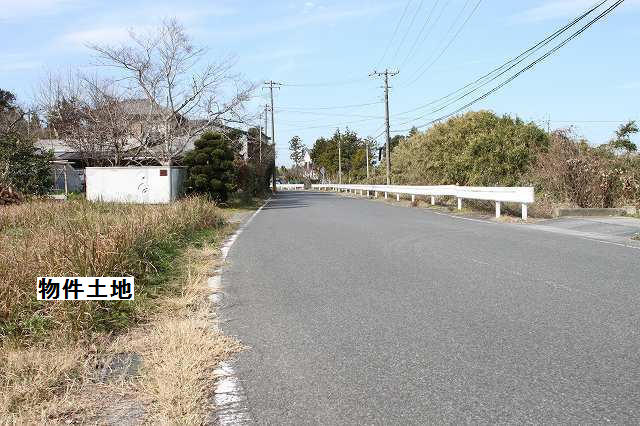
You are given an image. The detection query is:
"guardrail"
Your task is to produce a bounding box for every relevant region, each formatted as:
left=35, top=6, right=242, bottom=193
left=276, top=183, right=305, bottom=190
left=311, top=184, right=534, bottom=220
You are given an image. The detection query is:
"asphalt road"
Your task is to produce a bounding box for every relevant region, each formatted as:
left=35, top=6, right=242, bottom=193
left=221, top=191, right=640, bottom=424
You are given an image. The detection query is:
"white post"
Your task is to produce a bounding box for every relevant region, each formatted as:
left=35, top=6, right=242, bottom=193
left=375, top=191, right=378, bottom=198
left=396, top=194, right=400, bottom=201
left=367, top=190, right=370, bottom=197
left=495, top=201, right=501, bottom=218
left=457, top=198, right=462, bottom=210
left=63, top=165, right=68, bottom=197
left=385, top=192, right=388, bottom=199
left=522, top=203, right=528, bottom=220
left=411, top=194, right=415, bottom=203
left=431, top=196, right=435, bottom=205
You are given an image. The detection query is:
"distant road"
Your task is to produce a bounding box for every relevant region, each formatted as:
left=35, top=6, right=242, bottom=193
left=222, top=191, right=640, bottom=424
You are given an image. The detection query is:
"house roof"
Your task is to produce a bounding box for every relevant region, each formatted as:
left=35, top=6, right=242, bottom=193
left=120, top=99, right=172, bottom=117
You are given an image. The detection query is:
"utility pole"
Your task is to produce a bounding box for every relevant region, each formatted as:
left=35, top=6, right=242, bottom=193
left=261, top=104, right=269, bottom=167
left=264, top=81, right=282, bottom=192
left=258, top=122, right=262, bottom=165
left=365, top=139, right=370, bottom=180
left=338, top=137, right=342, bottom=184
left=370, top=69, right=398, bottom=185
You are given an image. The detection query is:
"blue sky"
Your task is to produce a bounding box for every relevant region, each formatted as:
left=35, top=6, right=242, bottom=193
left=1, top=0, right=639, bottom=166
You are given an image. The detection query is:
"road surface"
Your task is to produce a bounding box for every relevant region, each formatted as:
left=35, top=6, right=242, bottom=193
left=221, top=191, right=640, bottom=424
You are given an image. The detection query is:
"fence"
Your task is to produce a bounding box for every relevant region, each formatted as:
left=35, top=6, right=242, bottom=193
left=311, top=184, right=534, bottom=220
left=276, top=183, right=305, bottom=190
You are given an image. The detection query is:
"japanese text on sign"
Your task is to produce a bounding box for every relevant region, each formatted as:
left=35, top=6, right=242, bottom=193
left=37, top=277, right=135, bottom=300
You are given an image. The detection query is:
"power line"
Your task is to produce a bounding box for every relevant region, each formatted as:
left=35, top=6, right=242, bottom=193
left=402, top=0, right=483, bottom=87
left=277, top=116, right=383, bottom=131
left=376, top=0, right=413, bottom=68
left=393, top=0, right=610, bottom=119
left=390, top=0, right=425, bottom=65
left=275, top=101, right=382, bottom=111
left=397, top=0, right=442, bottom=70
left=279, top=78, right=369, bottom=87
left=396, top=0, right=625, bottom=131
left=275, top=109, right=384, bottom=119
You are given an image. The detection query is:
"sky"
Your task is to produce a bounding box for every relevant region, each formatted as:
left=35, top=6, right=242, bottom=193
left=1, top=0, right=639, bottom=166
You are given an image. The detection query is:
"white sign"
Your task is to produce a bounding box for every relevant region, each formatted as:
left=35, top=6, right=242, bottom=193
left=36, top=277, right=135, bottom=300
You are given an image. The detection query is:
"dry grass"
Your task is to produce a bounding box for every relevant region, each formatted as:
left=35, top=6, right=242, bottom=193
left=0, top=197, right=224, bottom=341
left=0, top=343, right=91, bottom=423
left=129, top=245, right=242, bottom=424
left=0, top=197, right=244, bottom=423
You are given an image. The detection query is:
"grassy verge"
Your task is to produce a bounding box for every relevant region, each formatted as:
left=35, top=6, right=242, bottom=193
left=0, top=197, right=247, bottom=423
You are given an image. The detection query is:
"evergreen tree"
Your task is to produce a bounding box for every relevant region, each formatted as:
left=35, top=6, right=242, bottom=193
left=183, top=132, right=235, bottom=202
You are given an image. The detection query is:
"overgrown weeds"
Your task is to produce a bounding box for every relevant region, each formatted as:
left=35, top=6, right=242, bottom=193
left=527, top=130, right=640, bottom=209
left=0, top=196, right=242, bottom=423
left=0, top=196, right=224, bottom=343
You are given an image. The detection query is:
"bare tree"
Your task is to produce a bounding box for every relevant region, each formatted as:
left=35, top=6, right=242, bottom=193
left=39, top=72, right=135, bottom=166
left=87, top=18, right=256, bottom=165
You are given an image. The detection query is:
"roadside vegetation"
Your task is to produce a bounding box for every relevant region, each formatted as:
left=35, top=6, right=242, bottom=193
left=0, top=197, right=244, bottom=422
left=302, top=110, right=639, bottom=218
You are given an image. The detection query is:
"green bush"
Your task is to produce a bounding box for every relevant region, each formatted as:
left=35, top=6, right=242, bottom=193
left=0, top=137, right=53, bottom=195
left=391, top=110, right=548, bottom=186
left=183, top=132, right=235, bottom=202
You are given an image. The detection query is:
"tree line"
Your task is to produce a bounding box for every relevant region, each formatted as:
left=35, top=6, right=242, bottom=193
left=296, top=110, right=638, bottom=213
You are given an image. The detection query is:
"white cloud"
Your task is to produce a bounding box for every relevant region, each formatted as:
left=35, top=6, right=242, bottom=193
left=512, top=0, right=640, bottom=23
left=0, top=0, right=78, bottom=21
left=0, top=54, right=41, bottom=72
left=219, top=2, right=397, bottom=39
left=618, top=81, right=640, bottom=90
left=245, top=47, right=311, bottom=64
left=56, top=26, right=135, bottom=48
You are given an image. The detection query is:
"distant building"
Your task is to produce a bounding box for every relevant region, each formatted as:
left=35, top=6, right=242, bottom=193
left=35, top=99, right=271, bottom=193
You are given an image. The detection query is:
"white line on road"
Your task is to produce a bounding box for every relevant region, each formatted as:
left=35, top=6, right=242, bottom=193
left=212, top=198, right=271, bottom=425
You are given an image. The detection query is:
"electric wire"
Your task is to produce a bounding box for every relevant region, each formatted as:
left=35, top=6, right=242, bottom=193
left=392, top=0, right=610, bottom=118
left=395, top=0, right=624, bottom=131
left=402, top=0, right=483, bottom=87
left=376, top=0, right=413, bottom=68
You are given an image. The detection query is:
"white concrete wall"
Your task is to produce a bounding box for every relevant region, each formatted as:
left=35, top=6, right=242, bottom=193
left=86, top=167, right=186, bottom=203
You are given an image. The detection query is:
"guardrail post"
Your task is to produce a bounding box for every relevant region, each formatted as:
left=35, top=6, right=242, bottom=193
left=411, top=194, right=415, bottom=203
left=457, top=198, right=462, bottom=210
left=495, top=201, right=501, bottom=218
left=375, top=191, right=378, bottom=198
left=367, top=190, right=370, bottom=197
left=396, top=194, right=400, bottom=202
left=522, top=204, right=528, bottom=220
left=384, top=192, right=388, bottom=199
left=431, top=196, right=435, bottom=205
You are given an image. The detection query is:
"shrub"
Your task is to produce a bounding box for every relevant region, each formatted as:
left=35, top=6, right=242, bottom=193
left=0, top=137, right=52, bottom=195
left=391, top=110, right=548, bottom=186
left=528, top=130, right=639, bottom=208
left=183, top=132, right=235, bottom=202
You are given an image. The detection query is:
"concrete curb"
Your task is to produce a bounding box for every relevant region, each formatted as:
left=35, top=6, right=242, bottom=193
left=553, top=207, right=637, bottom=218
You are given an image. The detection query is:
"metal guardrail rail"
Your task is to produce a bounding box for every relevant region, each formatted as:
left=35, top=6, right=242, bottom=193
left=311, top=183, right=534, bottom=220
left=276, top=183, right=305, bottom=190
